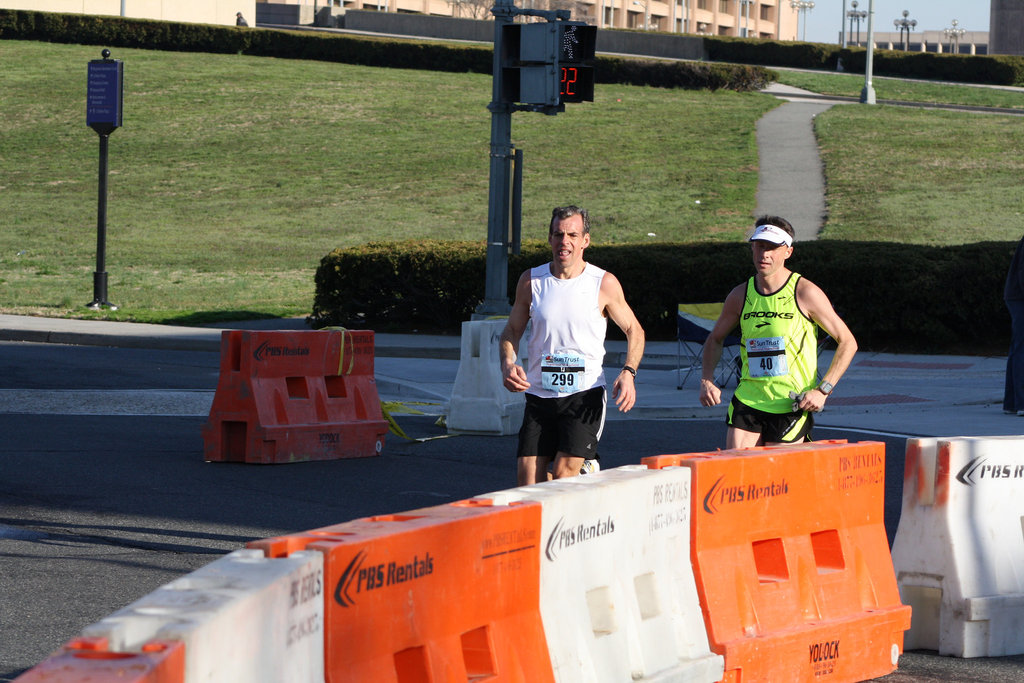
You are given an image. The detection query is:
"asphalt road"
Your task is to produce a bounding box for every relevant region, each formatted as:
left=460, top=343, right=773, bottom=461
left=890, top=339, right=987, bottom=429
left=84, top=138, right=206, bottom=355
left=2, top=340, right=1023, bottom=681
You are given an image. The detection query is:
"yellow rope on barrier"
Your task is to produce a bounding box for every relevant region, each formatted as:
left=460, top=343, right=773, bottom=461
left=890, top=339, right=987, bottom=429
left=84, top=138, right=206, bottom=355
left=380, top=401, right=453, bottom=442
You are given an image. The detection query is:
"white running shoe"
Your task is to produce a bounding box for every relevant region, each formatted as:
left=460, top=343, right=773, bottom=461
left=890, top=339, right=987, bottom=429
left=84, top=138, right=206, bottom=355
left=580, top=459, right=600, bottom=475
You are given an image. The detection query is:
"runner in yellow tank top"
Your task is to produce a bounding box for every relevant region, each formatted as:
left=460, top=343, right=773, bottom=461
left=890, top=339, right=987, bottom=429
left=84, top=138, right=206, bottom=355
left=734, top=272, right=818, bottom=413
left=698, top=216, right=858, bottom=449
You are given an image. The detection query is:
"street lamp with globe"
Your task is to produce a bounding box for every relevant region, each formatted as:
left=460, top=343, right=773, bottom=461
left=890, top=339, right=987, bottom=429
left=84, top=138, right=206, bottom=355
left=790, top=0, right=815, bottom=42
left=893, top=9, right=917, bottom=51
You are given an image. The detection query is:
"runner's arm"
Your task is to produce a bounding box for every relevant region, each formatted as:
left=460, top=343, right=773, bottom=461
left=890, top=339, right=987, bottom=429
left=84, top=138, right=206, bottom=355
left=499, top=271, right=532, bottom=393
left=700, top=285, right=744, bottom=407
left=797, top=278, right=858, bottom=412
left=601, top=272, right=645, bottom=412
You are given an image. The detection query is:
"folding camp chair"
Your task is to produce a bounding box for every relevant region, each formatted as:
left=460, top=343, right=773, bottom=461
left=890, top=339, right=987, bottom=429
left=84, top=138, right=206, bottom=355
left=676, top=303, right=742, bottom=390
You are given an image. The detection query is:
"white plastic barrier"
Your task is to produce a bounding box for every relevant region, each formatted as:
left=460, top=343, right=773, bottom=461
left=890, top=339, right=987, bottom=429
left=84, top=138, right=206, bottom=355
left=81, top=548, right=324, bottom=682
left=892, top=436, right=1024, bottom=657
left=447, top=319, right=525, bottom=435
left=484, top=465, right=724, bottom=683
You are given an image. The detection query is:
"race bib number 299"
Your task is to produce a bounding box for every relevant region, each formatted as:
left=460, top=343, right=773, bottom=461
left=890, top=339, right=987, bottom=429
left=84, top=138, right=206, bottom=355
left=541, top=352, right=585, bottom=393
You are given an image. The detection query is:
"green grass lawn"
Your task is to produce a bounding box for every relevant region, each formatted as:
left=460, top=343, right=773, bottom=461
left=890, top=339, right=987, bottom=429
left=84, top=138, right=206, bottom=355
left=1, top=39, right=1022, bottom=323
left=775, top=68, right=1024, bottom=110
left=816, top=105, right=1024, bottom=242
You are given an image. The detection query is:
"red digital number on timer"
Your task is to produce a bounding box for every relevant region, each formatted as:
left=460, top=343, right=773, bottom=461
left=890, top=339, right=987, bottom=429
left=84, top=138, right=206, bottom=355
left=561, top=67, right=578, bottom=97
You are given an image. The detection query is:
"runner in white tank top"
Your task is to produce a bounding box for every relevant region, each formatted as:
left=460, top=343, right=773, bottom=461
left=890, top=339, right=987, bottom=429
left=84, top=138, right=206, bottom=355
left=525, top=262, right=607, bottom=399
left=499, top=206, right=646, bottom=486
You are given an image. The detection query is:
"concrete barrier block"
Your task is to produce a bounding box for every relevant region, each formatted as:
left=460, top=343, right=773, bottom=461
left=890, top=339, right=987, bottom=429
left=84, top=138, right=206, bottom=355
left=81, top=548, right=324, bottom=682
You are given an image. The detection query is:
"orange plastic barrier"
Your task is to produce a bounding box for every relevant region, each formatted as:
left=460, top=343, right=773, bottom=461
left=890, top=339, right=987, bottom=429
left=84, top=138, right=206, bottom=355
left=14, top=637, right=184, bottom=683
left=202, top=329, right=388, bottom=464
left=644, top=441, right=911, bottom=683
left=249, top=498, right=553, bottom=683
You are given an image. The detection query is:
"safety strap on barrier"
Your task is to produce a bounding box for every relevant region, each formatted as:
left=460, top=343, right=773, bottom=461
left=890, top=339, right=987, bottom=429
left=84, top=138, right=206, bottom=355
left=381, top=401, right=452, bottom=442
left=320, top=326, right=356, bottom=375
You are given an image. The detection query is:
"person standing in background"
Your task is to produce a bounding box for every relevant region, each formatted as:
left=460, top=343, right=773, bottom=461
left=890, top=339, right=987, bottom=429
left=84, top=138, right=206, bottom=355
left=1003, top=235, right=1024, bottom=414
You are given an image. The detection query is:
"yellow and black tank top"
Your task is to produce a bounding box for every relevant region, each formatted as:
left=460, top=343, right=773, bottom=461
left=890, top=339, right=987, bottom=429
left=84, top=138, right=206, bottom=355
left=734, top=273, right=818, bottom=414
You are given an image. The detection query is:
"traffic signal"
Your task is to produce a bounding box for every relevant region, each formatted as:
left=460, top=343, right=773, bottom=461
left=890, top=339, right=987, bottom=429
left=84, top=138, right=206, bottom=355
left=555, top=22, right=596, bottom=103
left=500, top=21, right=595, bottom=108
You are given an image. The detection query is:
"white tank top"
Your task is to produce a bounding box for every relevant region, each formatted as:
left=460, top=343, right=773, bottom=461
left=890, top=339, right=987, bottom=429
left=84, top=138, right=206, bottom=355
left=526, top=262, right=608, bottom=399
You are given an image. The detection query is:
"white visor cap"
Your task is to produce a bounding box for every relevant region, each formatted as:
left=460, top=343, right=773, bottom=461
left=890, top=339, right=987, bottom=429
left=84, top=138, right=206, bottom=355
left=749, top=224, right=793, bottom=247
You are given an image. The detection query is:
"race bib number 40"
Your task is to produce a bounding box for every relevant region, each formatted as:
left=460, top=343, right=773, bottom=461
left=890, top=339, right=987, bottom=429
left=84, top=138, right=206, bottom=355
left=746, top=337, right=788, bottom=378
left=541, top=352, right=585, bottom=393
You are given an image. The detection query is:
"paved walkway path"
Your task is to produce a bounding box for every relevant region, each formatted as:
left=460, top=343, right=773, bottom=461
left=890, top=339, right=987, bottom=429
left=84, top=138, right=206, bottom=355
left=755, top=83, right=846, bottom=241
left=754, top=80, right=1024, bottom=241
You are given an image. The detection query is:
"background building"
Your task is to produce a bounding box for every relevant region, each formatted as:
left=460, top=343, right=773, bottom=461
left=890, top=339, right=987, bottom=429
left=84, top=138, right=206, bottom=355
left=0, top=0, right=254, bottom=26
left=4, top=0, right=1015, bottom=54
left=257, top=0, right=798, bottom=38
left=990, top=0, right=1024, bottom=55
left=851, top=30, right=989, bottom=55
left=0, top=0, right=252, bottom=25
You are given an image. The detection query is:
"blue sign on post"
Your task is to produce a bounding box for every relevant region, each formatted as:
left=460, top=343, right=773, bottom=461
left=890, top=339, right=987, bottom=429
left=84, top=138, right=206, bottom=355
left=87, top=55, right=123, bottom=134
left=86, top=50, right=122, bottom=310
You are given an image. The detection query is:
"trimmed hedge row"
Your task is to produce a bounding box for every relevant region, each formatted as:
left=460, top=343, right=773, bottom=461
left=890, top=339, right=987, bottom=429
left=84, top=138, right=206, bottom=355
left=0, top=9, right=774, bottom=91
left=0, top=10, right=492, bottom=69
left=704, top=35, right=1024, bottom=87
left=597, top=56, right=773, bottom=91
left=706, top=36, right=837, bottom=71
left=3, top=9, right=1021, bottom=87
left=311, top=240, right=1014, bottom=354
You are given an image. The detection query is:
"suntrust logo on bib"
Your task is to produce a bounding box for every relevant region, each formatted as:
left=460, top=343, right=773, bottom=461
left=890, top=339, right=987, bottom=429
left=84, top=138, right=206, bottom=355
left=748, top=338, right=783, bottom=351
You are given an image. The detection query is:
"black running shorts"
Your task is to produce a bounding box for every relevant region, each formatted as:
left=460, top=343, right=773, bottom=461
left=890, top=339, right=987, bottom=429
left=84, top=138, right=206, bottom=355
left=727, top=394, right=813, bottom=444
left=517, top=386, right=606, bottom=461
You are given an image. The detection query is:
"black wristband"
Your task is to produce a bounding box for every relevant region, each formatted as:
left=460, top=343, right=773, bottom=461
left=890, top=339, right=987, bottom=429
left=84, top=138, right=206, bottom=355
left=622, top=365, right=637, bottom=378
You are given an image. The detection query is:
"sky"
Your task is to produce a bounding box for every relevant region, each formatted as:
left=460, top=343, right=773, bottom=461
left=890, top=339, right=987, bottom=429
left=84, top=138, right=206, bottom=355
left=798, top=0, right=991, bottom=44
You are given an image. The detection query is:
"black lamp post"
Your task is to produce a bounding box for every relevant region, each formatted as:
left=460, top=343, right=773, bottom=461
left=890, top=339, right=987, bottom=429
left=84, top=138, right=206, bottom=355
left=790, top=0, right=815, bottom=42
left=893, top=9, right=916, bottom=51
left=944, top=19, right=966, bottom=54
left=847, top=0, right=867, bottom=46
